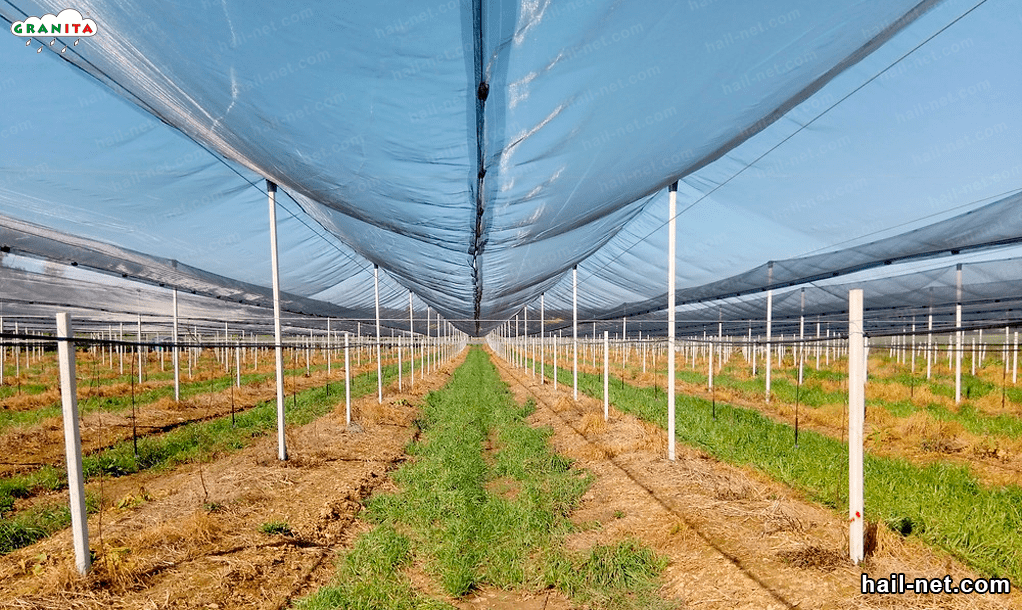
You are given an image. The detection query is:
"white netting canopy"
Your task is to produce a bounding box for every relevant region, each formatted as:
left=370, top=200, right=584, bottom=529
left=0, top=0, right=1019, bottom=334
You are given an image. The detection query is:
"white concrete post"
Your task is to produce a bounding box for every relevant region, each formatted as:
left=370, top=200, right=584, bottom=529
left=1004, top=327, right=1009, bottom=376
left=137, top=314, right=143, bottom=384
left=409, top=292, right=415, bottom=385
left=847, top=290, right=865, bottom=565
left=1012, top=330, right=1019, bottom=384
left=375, top=265, right=383, bottom=404
left=798, top=288, right=805, bottom=385
left=708, top=329, right=714, bottom=390
left=56, top=313, right=90, bottom=574
left=816, top=320, right=821, bottom=370
left=573, top=266, right=579, bottom=400
left=955, top=264, right=963, bottom=404
left=540, top=293, right=545, bottom=384
left=554, top=329, right=559, bottom=390
left=603, top=330, right=609, bottom=421
left=926, top=312, right=933, bottom=380
left=267, top=180, right=287, bottom=461
left=344, top=332, right=351, bottom=426
left=911, top=319, right=916, bottom=374
left=667, top=182, right=677, bottom=461
left=172, top=288, right=180, bottom=402
left=765, top=263, right=774, bottom=403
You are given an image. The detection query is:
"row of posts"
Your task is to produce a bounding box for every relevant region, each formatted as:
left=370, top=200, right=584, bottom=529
left=39, top=178, right=470, bottom=574
left=490, top=185, right=1001, bottom=567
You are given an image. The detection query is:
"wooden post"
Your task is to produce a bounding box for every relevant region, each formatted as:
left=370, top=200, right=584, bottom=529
left=56, top=313, right=90, bottom=574
left=847, top=290, right=865, bottom=564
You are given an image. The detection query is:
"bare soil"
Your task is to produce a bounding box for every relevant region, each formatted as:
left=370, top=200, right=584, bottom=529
left=0, top=355, right=401, bottom=479
left=0, top=352, right=460, bottom=610
left=491, top=352, right=1020, bottom=609
left=2, top=348, right=1019, bottom=609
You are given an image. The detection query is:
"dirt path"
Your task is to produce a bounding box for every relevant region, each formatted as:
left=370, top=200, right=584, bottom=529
left=491, top=351, right=1019, bottom=609
left=0, top=352, right=463, bottom=610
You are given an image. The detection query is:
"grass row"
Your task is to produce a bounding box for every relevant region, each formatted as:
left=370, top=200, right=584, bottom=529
left=534, top=356, right=1022, bottom=584
left=297, top=348, right=674, bottom=610
left=579, top=350, right=1022, bottom=440
left=0, top=355, right=421, bottom=555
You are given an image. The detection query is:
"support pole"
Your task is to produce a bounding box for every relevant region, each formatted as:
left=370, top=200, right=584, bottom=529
left=848, top=289, right=865, bottom=564
left=344, top=332, right=351, bottom=426
left=524, top=306, right=529, bottom=374
left=172, top=288, right=180, bottom=402
left=573, top=265, right=579, bottom=401
left=603, top=330, right=609, bottom=421
left=1015, top=331, right=1019, bottom=385
left=267, top=180, right=287, bottom=461
left=926, top=311, right=933, bottom=380
left=540, top=293, right=545, bottom=384
left=409, top=292, right=415, bottom=385
left=375, top=265, right=383, bottom=403
left=765, top=263, right=774, bottom=402
left=137, top=314, right=144, bottom=384
left=955, top=264, right=963, bottom=404
left=554, top=330, right=559, bottom=390
left=798, top=288, right=805, bottom=385
left=56, top=313, right=90, bottom=574
left=667, top=181, right=677, bottom=461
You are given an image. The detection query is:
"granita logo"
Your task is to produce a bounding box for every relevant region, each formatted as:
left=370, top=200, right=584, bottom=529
left=10, top=9, right=96, bottom=53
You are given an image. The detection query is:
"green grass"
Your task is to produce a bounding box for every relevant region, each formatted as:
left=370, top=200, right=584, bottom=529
left=0, top=494, right=99, bottom=555
left=0, top=355, right=418, bottom=554
left=260, top=520, right=292, bottom=536
left=299, top=348, right=674, bottom=610
left=603, top=352, right=1022, bottom=440
left=545, top=362, right=1022, bottom=583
